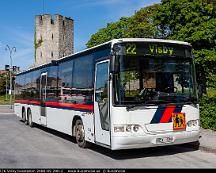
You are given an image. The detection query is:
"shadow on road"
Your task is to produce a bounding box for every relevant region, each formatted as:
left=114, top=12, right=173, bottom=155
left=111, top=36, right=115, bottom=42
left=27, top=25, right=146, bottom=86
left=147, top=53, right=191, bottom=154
left=23, top=121, right=199, bottom=160
left=89, top=144, right=198, bottom=160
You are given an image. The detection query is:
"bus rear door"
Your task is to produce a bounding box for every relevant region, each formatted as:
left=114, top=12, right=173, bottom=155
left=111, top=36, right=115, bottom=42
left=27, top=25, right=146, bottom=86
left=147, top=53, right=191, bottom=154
left=40, top=72, right=47, bottom=126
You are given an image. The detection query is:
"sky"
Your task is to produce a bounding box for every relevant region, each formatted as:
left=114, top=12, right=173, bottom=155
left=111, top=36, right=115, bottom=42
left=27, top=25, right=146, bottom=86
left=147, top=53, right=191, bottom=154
left=0, top=0, right=160, bottom=71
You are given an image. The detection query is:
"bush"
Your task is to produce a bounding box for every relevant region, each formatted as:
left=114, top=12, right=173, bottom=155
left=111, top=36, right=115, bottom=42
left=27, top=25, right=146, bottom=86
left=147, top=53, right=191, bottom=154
left=199, top=96, right=216, bottom=131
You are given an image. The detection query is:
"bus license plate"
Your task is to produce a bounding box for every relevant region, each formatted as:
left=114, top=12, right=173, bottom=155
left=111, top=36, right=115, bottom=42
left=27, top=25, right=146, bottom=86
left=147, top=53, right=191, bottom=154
left=156, top=137, right=174, bottom=144
left=172, top=113, right=186, bottom=131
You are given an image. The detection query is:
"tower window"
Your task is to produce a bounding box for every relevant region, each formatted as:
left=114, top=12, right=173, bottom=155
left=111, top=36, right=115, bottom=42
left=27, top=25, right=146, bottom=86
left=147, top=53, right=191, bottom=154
left=63, top=20, right=65, bottom=26
left=51, top=15, right=55, bottom=24
left=52, top=33, right=54, bottom=40
left=51, top=51, right=53, bottom=58
left=40, top=52, right=42, bottom=58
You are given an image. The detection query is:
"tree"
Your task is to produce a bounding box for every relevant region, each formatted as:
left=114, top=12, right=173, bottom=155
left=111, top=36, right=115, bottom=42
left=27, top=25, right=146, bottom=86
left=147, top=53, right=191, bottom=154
left=86, top=17, right=130, bottom=48
left=126, top=4, right=160, bottom=38
left=154, top=0, right=216, bottom=89
left=0, top=72, right=9, bottom=95
left=86, top=4, right=159, bottom=48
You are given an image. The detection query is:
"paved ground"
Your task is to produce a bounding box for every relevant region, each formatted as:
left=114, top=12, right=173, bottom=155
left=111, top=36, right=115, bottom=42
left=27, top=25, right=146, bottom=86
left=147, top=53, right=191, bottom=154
left=0, top=105, right=14, bottom=113
left=0, top=108, right=216, bottom=169
left=199, top=128, right=216, bottom=153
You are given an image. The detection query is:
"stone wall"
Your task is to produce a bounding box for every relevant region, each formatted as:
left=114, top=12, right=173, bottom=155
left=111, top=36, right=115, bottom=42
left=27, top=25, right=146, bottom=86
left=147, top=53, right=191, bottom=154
left=34, top=14, right=74, bottom=67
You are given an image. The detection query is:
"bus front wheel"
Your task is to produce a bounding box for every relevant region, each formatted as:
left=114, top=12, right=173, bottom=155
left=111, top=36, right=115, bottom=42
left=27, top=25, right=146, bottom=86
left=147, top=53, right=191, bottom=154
left=75, top=119, right=90, bottom=148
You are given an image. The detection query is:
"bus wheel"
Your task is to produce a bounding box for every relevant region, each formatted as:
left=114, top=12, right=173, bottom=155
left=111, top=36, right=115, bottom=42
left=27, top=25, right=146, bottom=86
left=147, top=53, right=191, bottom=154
left=187, top=141, right=200, bottom=150
left=75, top=119, right=90, bottom=148
left=22, top=108, right=27, bottom=124
left=28, top=109, right=34, bottom=128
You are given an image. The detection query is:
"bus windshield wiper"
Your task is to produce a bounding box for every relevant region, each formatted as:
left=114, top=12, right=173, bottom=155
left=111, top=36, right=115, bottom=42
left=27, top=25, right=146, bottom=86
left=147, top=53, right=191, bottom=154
left=126, top=102, right=154, bottom=111
left=126, top=100, right=170, bottom=111
left=177, top=96, right=198, bottom=105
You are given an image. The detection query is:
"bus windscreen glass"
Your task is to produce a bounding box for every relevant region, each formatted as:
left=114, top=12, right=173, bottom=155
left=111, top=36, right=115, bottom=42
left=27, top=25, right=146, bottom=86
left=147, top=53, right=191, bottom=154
left=113, top=42, right=197, bottom=106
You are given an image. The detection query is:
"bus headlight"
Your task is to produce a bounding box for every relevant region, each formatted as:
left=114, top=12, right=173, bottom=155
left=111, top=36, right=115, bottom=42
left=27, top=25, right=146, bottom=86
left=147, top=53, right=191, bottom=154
left=187, top=120, right=199, bottom=127
left=114, top=124, right=142, bottom=133
left=126, top=125, right=132, bottom=132
left=133, top=125, right=140, bottom=132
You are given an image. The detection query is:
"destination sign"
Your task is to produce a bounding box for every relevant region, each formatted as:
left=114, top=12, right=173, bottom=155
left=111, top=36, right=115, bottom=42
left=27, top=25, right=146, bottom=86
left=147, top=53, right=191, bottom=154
left=115, top=42, right=192, bottom=58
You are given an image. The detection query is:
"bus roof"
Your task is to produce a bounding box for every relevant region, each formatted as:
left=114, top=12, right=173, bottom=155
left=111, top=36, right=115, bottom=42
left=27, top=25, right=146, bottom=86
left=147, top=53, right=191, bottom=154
left=17, top=38, right=191, bottom=75
left=110, top=38, right=191, bottom=46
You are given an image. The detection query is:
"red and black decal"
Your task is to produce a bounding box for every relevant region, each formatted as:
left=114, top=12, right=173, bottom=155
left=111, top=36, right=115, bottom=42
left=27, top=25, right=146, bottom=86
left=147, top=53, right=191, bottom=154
left=45, top=102, right=93, bottom=112
left=150, top=105, right=183, bottom=124
left=15, top=100, right=93, bottom=112
left=15, top=100, right=41, bottom=105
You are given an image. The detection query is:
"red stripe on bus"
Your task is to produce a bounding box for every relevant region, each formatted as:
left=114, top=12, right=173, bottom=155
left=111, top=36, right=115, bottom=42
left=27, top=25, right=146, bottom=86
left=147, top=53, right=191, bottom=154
left=15, top=100, right=41, bottom=105
left=159, top=105, right=176, bottom=123
left=15, top=100, right=93, bottom=111
left=45, top=102, right=94, bottom=111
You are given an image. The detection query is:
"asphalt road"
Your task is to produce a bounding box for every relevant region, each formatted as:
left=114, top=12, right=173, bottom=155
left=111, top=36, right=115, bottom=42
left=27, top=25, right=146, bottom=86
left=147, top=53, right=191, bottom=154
left=0, top=112, right=216, bottom=169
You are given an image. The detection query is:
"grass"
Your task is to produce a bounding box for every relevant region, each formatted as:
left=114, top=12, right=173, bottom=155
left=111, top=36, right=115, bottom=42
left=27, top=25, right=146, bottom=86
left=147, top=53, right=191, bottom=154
left=0, top=95, right=14, bottom=105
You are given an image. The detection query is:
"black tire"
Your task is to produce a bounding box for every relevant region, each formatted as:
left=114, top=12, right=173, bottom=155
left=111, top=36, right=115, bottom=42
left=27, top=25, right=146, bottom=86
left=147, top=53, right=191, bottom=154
left=180, top=140, right=200, bottom=150
left=28, top=109, right=34, bottom=128
left=75, top=119, right=90, bottom=148
left=187, top=141, right=200, bottom=150
left=22, top=108, right=27, bottom=124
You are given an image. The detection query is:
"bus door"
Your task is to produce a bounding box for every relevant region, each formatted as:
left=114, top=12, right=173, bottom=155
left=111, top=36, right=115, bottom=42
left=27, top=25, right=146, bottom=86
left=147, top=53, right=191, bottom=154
left=94, top=60, right=111, bottom=146
left=40, top=72, right=47, bottom=126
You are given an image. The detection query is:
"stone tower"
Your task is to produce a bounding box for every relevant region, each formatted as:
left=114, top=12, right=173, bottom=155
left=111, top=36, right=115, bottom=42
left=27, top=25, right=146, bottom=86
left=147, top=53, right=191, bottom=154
left=34, top=14, right=74, bottom=67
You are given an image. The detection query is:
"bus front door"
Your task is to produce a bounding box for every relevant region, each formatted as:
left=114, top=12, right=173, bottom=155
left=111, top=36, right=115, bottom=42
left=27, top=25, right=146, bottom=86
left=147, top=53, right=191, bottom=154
left=94, top=60, right=111, bottom=147
left=40, top=73, right=47, bottom=126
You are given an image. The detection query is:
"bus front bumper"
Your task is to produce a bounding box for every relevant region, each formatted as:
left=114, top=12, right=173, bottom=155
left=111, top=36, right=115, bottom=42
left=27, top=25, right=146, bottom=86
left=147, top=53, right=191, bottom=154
left=111, top=130, right=200, bottom=150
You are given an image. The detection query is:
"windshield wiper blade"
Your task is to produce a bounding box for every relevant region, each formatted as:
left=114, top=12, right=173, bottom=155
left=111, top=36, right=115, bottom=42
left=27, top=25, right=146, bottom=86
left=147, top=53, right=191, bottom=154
left=178, top=96, right=198, bottom=104
left=126, top=99, right=170, bottom=111
left=126, top=102, right=155, bottom=111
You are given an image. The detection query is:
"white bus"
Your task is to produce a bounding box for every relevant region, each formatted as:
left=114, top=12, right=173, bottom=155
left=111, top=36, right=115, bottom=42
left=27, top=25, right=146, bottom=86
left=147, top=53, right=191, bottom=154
left=14, top=38, right=200, bottom=150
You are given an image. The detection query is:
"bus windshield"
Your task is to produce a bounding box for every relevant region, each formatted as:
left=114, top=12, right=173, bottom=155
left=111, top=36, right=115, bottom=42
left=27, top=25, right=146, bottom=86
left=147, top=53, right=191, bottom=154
left=113, top=55, right=197, bottom=106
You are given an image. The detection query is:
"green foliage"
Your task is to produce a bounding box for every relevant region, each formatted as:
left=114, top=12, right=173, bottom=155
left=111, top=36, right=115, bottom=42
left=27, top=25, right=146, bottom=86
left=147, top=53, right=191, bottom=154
left=86, top=17, right=130, bottom=48
left=86, top=4, right=159, bottom=48
left=199, top=96, right=216, bottom=131
left=154, top=0, right=216, bottom=88
left=0, top=95, right=14, bottom=105
left=34, top=31, right=43, bottom=50
left=207, top=88, right=216, bottom=97
left=0, top=73, right=8, bottom=95
left=193, top=49, right=216, bottom=88
left=126, top=4, right=160, bottom=38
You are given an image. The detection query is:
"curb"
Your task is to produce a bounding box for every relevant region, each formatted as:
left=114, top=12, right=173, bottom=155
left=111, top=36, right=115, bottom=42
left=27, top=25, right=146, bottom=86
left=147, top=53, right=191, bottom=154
left=199, top=146, right=216, bottom=154
left=179, top=140, right=216, bottom=155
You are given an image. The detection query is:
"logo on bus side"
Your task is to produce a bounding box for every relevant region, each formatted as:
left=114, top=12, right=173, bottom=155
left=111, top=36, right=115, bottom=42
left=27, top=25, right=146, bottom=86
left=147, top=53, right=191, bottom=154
left=149, top=45, right=174, bottom=55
